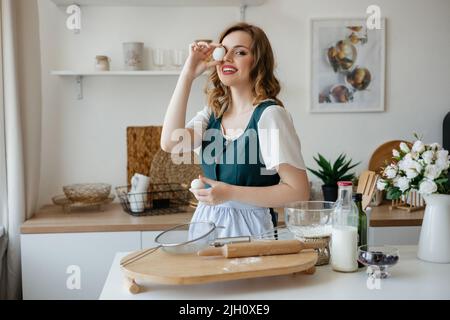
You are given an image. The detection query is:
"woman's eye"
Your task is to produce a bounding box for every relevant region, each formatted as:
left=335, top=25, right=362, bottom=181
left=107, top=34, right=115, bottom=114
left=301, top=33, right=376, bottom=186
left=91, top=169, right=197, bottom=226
left=234, top=50, right=247, bottom=56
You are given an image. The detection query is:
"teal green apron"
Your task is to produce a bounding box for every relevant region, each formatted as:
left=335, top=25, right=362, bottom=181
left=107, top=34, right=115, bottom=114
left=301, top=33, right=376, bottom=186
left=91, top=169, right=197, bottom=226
left=200, top=100, right=280, bottom=227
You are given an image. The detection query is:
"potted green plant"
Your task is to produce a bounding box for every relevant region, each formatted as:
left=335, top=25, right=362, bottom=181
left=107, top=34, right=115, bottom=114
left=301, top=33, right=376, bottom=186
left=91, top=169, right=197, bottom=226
left=307, top=153, right=360, bottom=201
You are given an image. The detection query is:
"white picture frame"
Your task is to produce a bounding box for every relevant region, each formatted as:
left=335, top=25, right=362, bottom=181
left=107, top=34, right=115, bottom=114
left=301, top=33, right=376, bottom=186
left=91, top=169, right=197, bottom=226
left=309, top=17, right=386, bottom=113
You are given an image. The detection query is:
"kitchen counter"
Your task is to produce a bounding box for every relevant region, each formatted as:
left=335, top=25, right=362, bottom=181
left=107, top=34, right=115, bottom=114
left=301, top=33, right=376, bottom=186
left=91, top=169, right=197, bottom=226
left=21, top=202, right=422, bottom=234
left=20, top=203, right=197, bottom=234
left=100, top=246, right=450, bottom=300
left=369, top=202, right=424, bottom=227
left=20, top=204, right=287, bottom=234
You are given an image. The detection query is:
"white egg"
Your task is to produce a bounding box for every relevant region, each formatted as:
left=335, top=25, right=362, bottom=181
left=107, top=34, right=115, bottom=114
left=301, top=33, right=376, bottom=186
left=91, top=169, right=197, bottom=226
left=191, top=178, right=206, bottom=189
left=212, top=47, right=226, bottom=61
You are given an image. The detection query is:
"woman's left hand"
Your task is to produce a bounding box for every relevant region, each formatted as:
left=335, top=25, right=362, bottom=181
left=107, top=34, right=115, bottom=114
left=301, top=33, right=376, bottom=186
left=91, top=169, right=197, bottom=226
left=189, top=175, right=232, bottom=206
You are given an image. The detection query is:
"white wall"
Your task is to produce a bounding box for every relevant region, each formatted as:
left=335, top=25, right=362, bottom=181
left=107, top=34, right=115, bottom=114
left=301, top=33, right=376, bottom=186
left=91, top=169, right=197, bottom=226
left=37, top=0, right=450, bottom=208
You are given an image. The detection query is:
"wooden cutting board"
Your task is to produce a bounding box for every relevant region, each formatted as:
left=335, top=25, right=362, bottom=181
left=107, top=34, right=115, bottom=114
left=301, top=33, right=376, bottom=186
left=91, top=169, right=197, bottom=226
left=368, top=140, right=412, bottom=175
left=121, top=249, right=318, bottom=293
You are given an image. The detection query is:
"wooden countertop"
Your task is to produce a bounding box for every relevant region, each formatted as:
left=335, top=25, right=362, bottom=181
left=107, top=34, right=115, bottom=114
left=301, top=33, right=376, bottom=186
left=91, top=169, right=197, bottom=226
left=21, top=203, right=286, bottom=234
left=21, top=201, right=423, bottom=234
left=21, top=203, right=198, bottom=234
left=369, top=202, right=424, bottom=227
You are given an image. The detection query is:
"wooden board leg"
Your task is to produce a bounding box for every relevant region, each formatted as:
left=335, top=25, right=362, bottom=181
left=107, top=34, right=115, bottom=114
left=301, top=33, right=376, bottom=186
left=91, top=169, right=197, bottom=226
left=292, top=266, right=316, bottom=277
left=301, top=266, right=316, bottom=275
left=124, top=277, right=141, bottom=294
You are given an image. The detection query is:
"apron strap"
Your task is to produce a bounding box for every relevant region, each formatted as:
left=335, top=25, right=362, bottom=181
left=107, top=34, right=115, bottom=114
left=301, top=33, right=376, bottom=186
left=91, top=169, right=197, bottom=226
left=269, top=208, right=278, bottom=240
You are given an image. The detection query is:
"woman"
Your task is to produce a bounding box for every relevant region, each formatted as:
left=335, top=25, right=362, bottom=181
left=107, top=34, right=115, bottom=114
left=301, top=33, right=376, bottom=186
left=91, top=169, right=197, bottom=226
left=161, top=23, right=309, bottom=238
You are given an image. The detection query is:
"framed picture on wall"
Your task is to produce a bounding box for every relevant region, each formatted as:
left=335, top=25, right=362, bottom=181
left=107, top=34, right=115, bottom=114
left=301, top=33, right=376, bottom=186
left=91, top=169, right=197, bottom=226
left=309, top=17, right=386, bottom=113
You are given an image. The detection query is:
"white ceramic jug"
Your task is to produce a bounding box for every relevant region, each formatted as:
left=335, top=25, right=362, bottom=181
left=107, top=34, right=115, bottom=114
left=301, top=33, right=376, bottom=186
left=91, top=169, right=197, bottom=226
left=417, top=194, right=450, bottom=263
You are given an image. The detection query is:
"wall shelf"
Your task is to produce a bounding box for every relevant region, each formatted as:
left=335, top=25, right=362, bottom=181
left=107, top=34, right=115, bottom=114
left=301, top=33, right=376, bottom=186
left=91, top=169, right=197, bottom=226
left=51, top=0, right=265, bottom=98
left=52, top=70, right=181, bottom=99
left=51, top=70, right=182, bottom=76
left=51, top=70, right=208, bottom=99
left=50, top=0, right=266, bottom=7
left=51, top=0, right=266, bottom=22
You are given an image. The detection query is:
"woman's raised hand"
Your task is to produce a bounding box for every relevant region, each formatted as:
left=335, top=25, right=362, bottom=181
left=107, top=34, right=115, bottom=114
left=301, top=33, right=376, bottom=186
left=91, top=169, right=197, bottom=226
left=183, top=41, right=222, bottom=79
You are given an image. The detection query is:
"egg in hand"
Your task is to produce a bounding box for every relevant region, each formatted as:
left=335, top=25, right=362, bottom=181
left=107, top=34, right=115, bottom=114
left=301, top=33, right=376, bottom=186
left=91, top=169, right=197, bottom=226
left=191, top=178, right=206, bottom=190
left=212, top=46, right=226, bottom=61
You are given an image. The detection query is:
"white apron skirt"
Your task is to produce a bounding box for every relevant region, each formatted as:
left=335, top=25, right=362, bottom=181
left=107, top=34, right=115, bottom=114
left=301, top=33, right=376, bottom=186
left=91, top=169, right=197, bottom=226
left=190, top=200, right=274, bottom=238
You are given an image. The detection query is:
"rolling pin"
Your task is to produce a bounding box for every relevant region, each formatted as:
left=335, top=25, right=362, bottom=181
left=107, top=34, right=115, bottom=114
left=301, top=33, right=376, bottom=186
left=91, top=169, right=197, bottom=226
left=197, top=239, right=325, bottom=258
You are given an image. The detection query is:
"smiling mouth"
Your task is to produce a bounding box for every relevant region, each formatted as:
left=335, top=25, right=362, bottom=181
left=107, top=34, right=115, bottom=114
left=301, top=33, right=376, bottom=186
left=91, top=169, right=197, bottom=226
left=222, top=66, right=238, bottom=75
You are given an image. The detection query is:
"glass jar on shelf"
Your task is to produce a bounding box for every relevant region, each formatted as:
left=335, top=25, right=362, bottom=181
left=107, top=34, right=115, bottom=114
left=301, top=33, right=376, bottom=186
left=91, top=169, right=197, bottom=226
left=95, top=55, right=110, bottom=71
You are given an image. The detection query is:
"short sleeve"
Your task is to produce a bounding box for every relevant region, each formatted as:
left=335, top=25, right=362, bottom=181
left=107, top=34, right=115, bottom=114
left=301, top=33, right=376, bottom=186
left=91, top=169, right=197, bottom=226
left=186, top=106, right=211, bottom=155
left=186, top=106, right=211, bottom=136
left=258, top=105, right=306, bottom=171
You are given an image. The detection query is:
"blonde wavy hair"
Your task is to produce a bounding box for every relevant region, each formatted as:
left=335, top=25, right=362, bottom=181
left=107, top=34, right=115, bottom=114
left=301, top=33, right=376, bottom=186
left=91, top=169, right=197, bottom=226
left=205, top=23, right=284, bottom=118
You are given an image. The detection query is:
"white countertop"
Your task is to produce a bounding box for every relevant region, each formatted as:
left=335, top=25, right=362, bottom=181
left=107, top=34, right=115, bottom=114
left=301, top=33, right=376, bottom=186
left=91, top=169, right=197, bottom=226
left=100, top=246, right=450, bottom=300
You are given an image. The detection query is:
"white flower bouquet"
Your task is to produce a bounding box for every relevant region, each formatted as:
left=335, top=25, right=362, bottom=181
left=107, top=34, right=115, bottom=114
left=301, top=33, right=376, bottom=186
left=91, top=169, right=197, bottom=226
left=377, top=135, right=450, bottom=199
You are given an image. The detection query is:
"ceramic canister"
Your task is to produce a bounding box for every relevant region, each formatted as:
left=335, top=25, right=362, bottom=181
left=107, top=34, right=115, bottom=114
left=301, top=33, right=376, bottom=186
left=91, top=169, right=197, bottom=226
left=123, top=42, right=144, bottom=71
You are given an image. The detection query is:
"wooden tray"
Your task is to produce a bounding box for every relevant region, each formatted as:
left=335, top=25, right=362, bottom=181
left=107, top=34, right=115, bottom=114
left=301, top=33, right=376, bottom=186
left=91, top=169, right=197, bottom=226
left=121, top=249, right=318, bottom=294
left=52, top=194, right=115, bottom=213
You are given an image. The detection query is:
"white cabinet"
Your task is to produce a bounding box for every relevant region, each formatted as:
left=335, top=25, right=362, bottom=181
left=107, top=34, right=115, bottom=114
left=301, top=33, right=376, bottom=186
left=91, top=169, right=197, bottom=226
left=20, top=230, right=189, bottom=299
left=368, top=226, right=421, bottom=246
left=141, top=231, right=161, bottom=248
left=141, top=230, right=186, bottom=248
left=21, top=232, right=140, bottom=300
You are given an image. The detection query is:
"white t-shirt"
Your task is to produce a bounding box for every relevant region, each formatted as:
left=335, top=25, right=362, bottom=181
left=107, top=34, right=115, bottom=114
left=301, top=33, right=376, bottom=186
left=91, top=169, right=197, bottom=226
left=186, top=104, right=306, bottom=171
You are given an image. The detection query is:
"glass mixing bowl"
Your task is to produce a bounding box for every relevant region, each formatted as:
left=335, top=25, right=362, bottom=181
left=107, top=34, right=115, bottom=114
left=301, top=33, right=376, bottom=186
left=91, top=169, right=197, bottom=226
left=284, top=201, right=334, bottom=239
left=284, top=201, right=334, bottom=266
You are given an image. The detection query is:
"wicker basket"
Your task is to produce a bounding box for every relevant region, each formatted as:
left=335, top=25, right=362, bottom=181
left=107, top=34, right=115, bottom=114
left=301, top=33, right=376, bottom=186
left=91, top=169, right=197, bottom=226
left=116, top=183, right=191, bottom=216
left=63, top=183, right=111, bottom=204
left=149, top=149, right=202, bottom=203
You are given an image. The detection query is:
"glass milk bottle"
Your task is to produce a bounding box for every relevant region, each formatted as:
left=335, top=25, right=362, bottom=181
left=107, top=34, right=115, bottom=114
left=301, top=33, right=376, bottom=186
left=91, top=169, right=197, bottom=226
left=331, top=181, right=359, bottom=272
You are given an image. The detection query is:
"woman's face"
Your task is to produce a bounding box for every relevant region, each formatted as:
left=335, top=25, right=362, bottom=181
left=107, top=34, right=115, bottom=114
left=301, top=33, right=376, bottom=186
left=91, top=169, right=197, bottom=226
left=216, top=31, right=254, bottom=87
